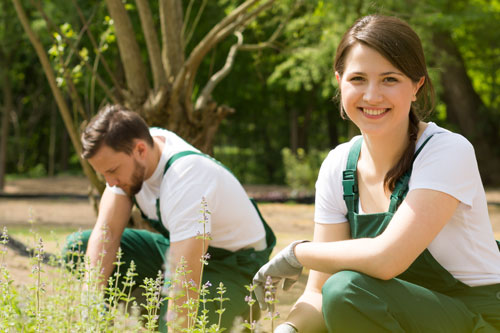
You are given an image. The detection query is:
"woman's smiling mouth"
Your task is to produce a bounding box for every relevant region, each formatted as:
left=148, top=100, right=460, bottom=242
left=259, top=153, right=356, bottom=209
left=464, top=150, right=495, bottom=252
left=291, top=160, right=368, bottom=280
left=360, top=107, right=389, bottom=116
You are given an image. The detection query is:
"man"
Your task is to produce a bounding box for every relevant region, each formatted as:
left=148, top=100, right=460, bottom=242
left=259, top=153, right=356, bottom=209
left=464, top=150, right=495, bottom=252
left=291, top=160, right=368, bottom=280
left=64, top=104, right=275, bottom=330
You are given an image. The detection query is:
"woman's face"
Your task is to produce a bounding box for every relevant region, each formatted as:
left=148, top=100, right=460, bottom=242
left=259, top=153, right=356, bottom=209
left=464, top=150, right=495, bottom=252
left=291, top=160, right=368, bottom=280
left=337, top=43, right=424, bottom=138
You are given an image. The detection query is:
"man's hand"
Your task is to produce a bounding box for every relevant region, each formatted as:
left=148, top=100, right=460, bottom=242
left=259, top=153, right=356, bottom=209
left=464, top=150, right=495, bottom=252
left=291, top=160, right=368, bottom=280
left=252, top=240, right=308, bottom=311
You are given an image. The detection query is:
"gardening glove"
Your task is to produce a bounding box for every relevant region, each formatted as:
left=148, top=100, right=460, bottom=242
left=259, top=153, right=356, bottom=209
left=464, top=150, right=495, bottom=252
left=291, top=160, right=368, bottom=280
left=274, top=322, right=299, bottom=333
left=253, top=240, right=309, bottom=311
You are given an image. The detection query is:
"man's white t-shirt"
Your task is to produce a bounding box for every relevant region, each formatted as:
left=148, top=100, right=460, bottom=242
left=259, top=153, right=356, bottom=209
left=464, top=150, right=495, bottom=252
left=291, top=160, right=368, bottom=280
left=109, top=128, right=266, bottom=252
left=314, top=122, right=500, bottom=287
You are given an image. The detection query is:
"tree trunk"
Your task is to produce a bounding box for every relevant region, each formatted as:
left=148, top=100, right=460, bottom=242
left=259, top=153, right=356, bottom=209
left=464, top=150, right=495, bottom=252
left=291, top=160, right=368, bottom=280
left=60, top=129, right=69, bottom=172
left=11, top=0, right=105, bottom=193
left=0, top=66, right=13, bottom=190
left=135, top=0, right=167, bottom=90
left=105, top=0, right=149, bottom=104
left=432, top=31, right=500, bottom=184
left=48, top=102, right=56, bottom=176
left=326, top=104, right=339, bottom=149
left=289, top=107, right=299, bottom=154
left=13, top=0, right=292, bottom=186
left=159, top=0, right=185, bottom=78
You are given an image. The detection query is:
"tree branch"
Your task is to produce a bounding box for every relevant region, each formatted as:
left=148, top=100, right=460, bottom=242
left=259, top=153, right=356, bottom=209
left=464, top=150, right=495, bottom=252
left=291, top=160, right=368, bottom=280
left=211, top=0, right=275, bottom=48
left=239, top=0, right=303, bottom=51
left=195, top=31, right=243, bottom=111
left=135, top=0, right=167, bottom=90
left=71, top=0, right=123, bottom=95
left=11, top=0, right=105, bottom=194
left=159, top=0, right=185, bottom=79
left=105, top=0, right=149, bottom=103
left=184, top=0, right=275, bottom=109
left=171, top=0, right=261, bottom=98
left=143, top=85, right=170, bottom=115
left=172, top=0, right=274, bottom=120
left=182, top=0, right=262, bottom=73
left=32, top=0, right=120, bottom=105
left=184, top=0, right=208, bottom=48
left=182, top=0, right=196, bottom=41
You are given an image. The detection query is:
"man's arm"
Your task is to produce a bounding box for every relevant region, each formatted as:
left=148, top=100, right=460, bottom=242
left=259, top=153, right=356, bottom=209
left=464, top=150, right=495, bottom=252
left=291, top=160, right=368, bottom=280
left=166, top=236, right=209, bottom=329
left=86, top=187, right=132, bottom=286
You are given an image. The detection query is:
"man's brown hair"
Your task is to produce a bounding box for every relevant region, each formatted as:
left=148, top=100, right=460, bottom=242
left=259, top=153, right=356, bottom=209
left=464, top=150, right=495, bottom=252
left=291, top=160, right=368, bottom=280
left=81, top=104, right=154, bottom=159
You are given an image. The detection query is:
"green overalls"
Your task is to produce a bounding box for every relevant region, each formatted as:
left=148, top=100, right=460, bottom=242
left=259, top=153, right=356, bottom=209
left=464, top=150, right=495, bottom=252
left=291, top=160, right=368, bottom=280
left=64, top=151, right=276, bottom=331
left=321, top=137, right=500, bottom=332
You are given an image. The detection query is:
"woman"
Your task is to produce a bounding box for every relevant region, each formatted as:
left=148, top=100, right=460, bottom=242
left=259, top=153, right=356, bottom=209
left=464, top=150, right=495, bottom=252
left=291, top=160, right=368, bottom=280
left=253, top=15, right=500, bottom=332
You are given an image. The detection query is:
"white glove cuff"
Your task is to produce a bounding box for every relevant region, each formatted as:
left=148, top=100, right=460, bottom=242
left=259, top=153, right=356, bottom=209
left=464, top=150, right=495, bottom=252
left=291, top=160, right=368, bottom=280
left=285, top=240, right=309, bottom=269
left=284, top=322, right=299, bottom=332
left=275, top=322, right=299, bottom=333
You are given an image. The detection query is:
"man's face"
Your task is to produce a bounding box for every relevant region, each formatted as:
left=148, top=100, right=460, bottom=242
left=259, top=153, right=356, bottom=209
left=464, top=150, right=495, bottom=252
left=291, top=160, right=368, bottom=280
left=88, top=144, right=146, bottom=196
left=129, top=158, right=145, bottom=196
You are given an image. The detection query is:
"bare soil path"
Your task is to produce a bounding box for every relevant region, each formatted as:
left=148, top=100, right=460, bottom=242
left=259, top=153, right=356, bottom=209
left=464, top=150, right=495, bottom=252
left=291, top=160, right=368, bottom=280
left=1, top=176, right=499, bottom=329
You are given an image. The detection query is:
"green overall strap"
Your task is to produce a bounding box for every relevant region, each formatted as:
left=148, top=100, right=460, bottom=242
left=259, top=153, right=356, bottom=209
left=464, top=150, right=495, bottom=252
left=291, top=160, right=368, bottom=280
left=134, top=150, right=232, bottom=238
left=163, top=150, right=232, bottom=175
left=343, top=137, right=362, bottom=220
left=387, top=135, right=434, bottom=212
left=343, top=135, right=435, bottom=216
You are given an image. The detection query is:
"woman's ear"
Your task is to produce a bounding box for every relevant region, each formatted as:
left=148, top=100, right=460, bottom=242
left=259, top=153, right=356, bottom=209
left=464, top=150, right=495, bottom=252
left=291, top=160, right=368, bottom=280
left=413, top=76, right=425, bottom=100
left=335, top=72, right=341, bottom=85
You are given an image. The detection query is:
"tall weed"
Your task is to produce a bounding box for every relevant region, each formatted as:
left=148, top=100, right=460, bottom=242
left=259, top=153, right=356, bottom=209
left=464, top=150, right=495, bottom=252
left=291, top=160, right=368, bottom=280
left=0, top=199, right=279, bottom=332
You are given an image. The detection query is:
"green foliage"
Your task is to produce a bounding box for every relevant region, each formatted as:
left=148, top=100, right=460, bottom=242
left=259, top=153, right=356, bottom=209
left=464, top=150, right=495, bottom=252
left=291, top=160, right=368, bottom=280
left=213, top=146, right=281, bottom=184
left=281, top=147, right=329, bottom=196
left=0, top=200, right=281, bottom=331
left=4, top=0, right=500, bottom=183
left=27, top=163, right=47, bottom=178
left=267, top=1, right=339, bottom=97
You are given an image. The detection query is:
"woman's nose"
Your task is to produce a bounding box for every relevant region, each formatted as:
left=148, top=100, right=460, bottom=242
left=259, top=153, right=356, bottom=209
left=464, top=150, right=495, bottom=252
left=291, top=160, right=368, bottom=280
left=363, top=83, right=383, bottom=104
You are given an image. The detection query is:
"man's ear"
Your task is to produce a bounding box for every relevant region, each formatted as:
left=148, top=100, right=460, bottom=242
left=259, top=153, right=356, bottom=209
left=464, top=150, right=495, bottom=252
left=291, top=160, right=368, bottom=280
left=134, top=140, right=147, bottom=158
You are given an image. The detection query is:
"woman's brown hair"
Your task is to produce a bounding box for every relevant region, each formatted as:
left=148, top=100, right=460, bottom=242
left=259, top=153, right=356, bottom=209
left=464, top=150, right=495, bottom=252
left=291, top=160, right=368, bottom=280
left=334, top=15, right=435, bottom=191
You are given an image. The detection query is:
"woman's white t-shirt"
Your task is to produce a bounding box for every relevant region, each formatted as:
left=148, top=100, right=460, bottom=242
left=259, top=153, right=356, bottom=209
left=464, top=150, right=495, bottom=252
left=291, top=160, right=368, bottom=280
left=314, top=122, right=500, bottom=286
left=109, top=128, right=266, bottom=252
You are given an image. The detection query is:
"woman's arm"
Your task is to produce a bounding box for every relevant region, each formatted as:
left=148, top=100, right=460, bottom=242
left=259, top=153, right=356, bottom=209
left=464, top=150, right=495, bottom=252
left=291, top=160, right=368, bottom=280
left=284, top=222, right=350, bottom=333
left=295, top=188, right=459, bottom=280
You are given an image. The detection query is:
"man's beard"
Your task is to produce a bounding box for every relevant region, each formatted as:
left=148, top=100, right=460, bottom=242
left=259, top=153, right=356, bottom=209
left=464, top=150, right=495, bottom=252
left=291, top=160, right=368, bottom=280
left=128, top=159, right=145, bottom=196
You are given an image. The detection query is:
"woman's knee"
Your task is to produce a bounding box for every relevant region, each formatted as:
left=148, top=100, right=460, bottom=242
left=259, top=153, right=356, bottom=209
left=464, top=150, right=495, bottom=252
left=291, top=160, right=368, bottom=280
left=322, top=271, right=378, bottom=327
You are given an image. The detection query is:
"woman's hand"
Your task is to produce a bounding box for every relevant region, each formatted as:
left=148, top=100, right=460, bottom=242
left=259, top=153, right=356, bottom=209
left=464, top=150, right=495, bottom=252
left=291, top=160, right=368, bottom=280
left=252, top=240, right=308, bottom=310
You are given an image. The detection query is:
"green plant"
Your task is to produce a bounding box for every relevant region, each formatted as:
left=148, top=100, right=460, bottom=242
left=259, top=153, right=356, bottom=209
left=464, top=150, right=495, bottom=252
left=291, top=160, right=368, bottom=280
left=0, top=198, right=281, bottom=332
left=281, top=147, right=329, bottom=196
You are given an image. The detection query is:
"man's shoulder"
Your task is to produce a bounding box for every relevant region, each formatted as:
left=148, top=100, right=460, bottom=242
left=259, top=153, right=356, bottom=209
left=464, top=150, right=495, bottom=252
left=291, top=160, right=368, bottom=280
left=150, top=127, right=171, bottom=137
left=166, top=153, right=221, bottom=177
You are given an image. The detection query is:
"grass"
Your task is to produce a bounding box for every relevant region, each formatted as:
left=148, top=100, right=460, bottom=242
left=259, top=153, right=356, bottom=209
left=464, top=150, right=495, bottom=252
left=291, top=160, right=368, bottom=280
left=5, top=225, right=79, bottom=254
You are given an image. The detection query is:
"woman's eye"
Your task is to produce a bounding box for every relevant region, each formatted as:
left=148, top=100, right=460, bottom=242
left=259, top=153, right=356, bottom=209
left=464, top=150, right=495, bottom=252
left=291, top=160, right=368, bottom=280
left=349, top=76, right=364, bottom=82
left=384, top=77, right=398, bottom=83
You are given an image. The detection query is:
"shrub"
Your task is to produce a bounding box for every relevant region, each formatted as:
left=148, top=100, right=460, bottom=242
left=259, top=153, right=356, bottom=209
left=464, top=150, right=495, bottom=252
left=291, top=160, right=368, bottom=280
left=281, top=147, right=329, bottom=197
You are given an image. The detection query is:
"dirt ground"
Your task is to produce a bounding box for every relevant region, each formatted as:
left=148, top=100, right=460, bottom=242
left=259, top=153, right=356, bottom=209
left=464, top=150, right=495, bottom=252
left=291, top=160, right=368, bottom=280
left=0, top=176, right=315, bottom=329
left=1, top=176, right=500, bottom=329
